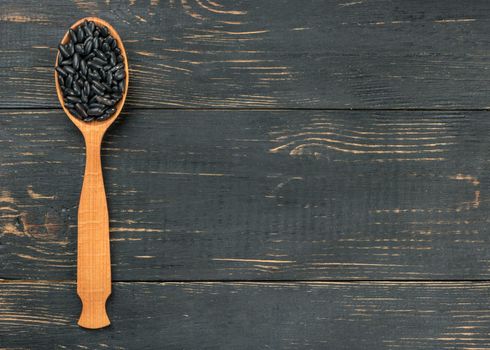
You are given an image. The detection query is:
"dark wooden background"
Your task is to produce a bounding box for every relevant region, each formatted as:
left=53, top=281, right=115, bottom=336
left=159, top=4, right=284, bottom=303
left=1, top=1, right=490, bottom=349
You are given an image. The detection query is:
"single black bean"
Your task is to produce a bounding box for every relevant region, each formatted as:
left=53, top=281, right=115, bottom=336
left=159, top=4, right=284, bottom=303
left=69, top=29, right=77, bottom=43
left=83, top=22, right=93, bottom=37
left=69, top=108, right=82, bottom=119
left=56, top=66, right=68, bottom=77
left=88, top=103, right=105, bottom=109
left=102, top=42, right=111, bottom=52
left=118, top=80, right=125, bottom=93
left=87, top=107, right=104, bottom=116
left=72, top=53, right=80, bottom=70
left=110, top=63, right=123, bottom=72
left=75, top=103, right=88, bottom=118
left=117, top=55, right=124, bottom=63
left=114, top=69, right=125, bottom=81
left=99, top=69, right=107, bottom=80
left=108, top=52, right=116, bottom=66
left=86, top=52, right=95, bottom=60
left=94, top=49, right=105, bottom=60
left=88, top=21, right=95, bottom=33
left=92, top=85, right=105, bottom=96
left=93, top=37, right=100, bottom=50
left=88, top=61, right=104, bottom=70
left=84, top=39, right=93, bottom=55
left=83, top=81, right=90, bottom=96
left=93, top=30, right=100, bottom=37
left=80, top=59, right=87, bottom=76
left=110, top=40, right=117, bottom=49
left=65, top=102, right=75, bottom=109
left=99, top=26, right=109, bottom=37
left=65, top=75, right=73, bottom=89
left=66, top=42, right=75, bottom=56
left=58, top=44, right=71, bottom=58
left=92, top=57, right=107, bottom=65
left=73, top=81, right=81, bottom=96
left=114, top=48, right=121, bottom=55
left=75, top=44, right=84, bottom=54
left=64, top=66, right=76, bottom=75
left=76, top=26, right=85, bottom=42
left=95, top=96, right=114, bottom=106
left=66, top=96, right=82, bottom=103
left=83, top=117, right=95, bottom=122
left=58, top=75, right=64, bottom=87
left=105, top=72, right=113, bottom=85
left=112, top=93, right=122, bottom=100
left=92, top=80, right=106, bottom=91
left=60, top=59, right=72, bottom=66
left=65, top=88, right=76, bottom=96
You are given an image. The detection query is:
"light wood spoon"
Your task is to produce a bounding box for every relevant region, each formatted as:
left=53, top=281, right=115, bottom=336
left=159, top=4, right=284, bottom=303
left=54, top=17, right=129, bottom=329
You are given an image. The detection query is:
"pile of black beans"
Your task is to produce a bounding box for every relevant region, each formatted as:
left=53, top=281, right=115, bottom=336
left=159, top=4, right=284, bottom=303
left=56, top=20, right=125, bottom=122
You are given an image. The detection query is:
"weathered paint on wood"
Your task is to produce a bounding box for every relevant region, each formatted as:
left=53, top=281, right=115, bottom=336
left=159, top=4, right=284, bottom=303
left=0, top=109, right=488, bottom=281
left=2, top=281, right=490, bottom=349
left=2, top=0, right=490, bottom=108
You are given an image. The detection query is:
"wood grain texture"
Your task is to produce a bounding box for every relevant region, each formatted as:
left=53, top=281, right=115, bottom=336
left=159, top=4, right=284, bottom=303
left=2, top=0, right=490, bottom=108
left=0, top=109, right=488, bottom=281
left=2, top=281, right=490, bottom=349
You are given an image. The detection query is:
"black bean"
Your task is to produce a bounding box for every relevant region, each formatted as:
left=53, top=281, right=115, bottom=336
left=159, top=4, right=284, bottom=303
left=114, top=69, right=125, bottom=81
left=94, top=49, right=105, bottom=60
left=93, top=30, right=100, bottom=37
left=87, top=107, right=104, bottom=116
left=58, top=44, right=71, bottom=58
left=66, top=96, right=82, bottom=103
left=66, top=42, right=75, bottom=56
left=102, top=42, right=111, bottom=52
left=109, top=63, right=123, bottom=72
left=93, top=37, right=100, bottom=50
left=92, top=57, right=107, bottom=65
left=72, top=53, right=80, bottom=70
left=92, top=85, right=105, bottom=96
left=75, top=44, right=84, bottom=54
left=83, top=23, right=93, bottom=37
left=118, top=80, right=125, bottom=93
left=80, top=59, right=87, bottom=76
left=69, top=108, right=82, bottom=119
left=75, top=103, right=88, bottom=118
left=65, top=75, right=73, bottom=89
left=117, top=55, right=124, bottom=63
left=58, top=75, right=64, bottom=87
left=103, top=64, right=112, bottom=71
left=81, top=92, right=88, bottom=104
left=101, top=81, right=111, bottom=91
left=60, top=59, right=72, bottom=66
left=88, top=21, right=95, bottom=33
left=105, top=72, right=113, bottom=85
left=76, top=26, right=85, bottom=42
left=95, top=96, right=114, bottom=106
left=84, top=39, right=93, bottom=55
left=112, top=93, right=122, bottom=100
left=64, top=66, right=76, bottom=75
left=83, top=81, right=90, bottom=96
left=73, top=81, right=81, bottom=96
left=65, top=102, right=75, bottom=109
left=69, top=29, right=77, bottom=43
left=86, top=52, right=95, bottom=60
left=99, top=26, right=109, bottom=37
left=89, top=103, right=105, bottom=109
left=65, top=89, right=76, bottom=96
left=108, top=52, right=116, bottom=66
left=56, top=66, right=67, bottom=77
left=114, top=48, right=121, bottom=55
left=92, top=80, right=106, bottom=91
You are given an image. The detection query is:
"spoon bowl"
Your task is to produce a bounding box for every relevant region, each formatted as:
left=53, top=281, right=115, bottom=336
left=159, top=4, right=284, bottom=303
left=54, top=17, right=129, bottom=329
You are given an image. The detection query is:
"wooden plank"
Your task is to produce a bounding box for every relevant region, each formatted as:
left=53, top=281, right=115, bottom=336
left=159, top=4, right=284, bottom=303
left=2, top=281, right=490, bottom=349
left=2, top=0, right=490, bottom=108
left=0, top=109, right=489, bottom=280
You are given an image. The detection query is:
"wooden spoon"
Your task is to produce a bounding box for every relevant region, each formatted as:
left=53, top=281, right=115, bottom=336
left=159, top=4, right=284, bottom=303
left=54, top=17, right=129, bottom=329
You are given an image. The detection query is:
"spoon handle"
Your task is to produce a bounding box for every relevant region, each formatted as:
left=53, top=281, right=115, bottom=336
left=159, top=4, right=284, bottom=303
left=77, top=128, right=111, bottom=329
